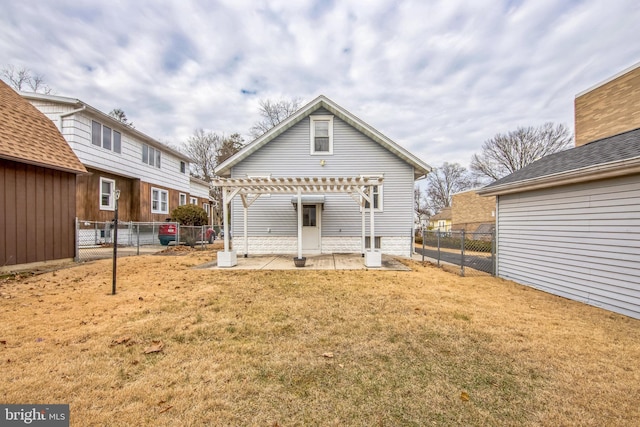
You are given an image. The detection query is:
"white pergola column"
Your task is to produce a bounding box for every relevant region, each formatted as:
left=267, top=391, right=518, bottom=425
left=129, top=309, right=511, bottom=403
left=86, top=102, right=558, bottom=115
left=217, top=187, right=238, bottom=267
left=296, top=188, right=303, bottom=259
left=364, top=184, right=381, bottom=267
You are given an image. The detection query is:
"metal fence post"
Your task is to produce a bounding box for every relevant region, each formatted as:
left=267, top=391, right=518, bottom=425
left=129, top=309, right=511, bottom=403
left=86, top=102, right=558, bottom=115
left=491, top=231, right=496, bottom=276
left=436, top=230, right=441, bottom=267
left=460, top=230, right=465, bottom=277
left=136, top=223, right=140, bottom=255
left=422, top=227, right=425, bottom=263
left=74, top=217, right=79, bottom=262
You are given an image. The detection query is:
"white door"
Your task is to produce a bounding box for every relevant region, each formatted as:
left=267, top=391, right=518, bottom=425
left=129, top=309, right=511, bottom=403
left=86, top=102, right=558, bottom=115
left=302, top=204, right=320, bottom=251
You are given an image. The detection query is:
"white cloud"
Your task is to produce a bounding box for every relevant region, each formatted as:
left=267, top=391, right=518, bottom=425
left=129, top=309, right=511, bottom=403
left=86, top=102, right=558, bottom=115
left=1, top=0, right=639, bottom=169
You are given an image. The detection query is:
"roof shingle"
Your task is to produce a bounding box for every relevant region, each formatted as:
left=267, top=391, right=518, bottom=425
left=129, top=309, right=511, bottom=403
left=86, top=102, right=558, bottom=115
left=482, top=127, right=640, bottom=190
left=0, top=80, right=86, bottom=174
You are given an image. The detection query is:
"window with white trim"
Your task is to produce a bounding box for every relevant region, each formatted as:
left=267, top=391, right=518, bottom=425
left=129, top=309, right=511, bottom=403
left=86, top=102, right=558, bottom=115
left=190, top=197, right=198, bottom=205
left=100, top=177, right=116, bottom=211
left=310, top=115, right=333, bottom=154
left=179, top=193, right=187, bottom=206
left=203, top=203, right=210, bottom=214
left=151, top=188, right=168, bottom=214
left=142, top=144, right=161, bottom=168
left=92, top=121, right=121, bottom=153
left=180, top=161, right=186, bottom=173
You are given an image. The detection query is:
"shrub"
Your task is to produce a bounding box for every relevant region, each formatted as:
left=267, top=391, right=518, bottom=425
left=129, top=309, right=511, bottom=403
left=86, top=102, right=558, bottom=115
left=170, top=204, right=208, bottom=226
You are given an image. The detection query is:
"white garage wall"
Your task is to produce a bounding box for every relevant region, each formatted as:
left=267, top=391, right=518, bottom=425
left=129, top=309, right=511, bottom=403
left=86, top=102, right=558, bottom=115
left=496, top=174, right=640, bottom=319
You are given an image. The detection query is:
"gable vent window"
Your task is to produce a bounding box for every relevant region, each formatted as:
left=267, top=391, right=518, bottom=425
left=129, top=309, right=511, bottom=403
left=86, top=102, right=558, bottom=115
left=310, top=115, right=333, bottom=155
left=92, top=120, right=121, bottom=154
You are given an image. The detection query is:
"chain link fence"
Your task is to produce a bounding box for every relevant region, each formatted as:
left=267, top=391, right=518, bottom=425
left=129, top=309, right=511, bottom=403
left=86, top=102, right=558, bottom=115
left=416, top=229, right=495, bottom=276
left=75, top=220, right=219, bottom=261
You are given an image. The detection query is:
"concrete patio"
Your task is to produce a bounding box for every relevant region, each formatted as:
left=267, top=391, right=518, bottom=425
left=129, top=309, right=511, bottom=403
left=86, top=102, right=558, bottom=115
left=203, top=253, right=412, bottom=271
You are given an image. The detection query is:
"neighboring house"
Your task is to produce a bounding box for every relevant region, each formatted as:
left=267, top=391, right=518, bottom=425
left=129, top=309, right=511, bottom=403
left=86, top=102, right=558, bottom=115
left=20, top=92, right=197, bottom=223
left=450, top=189, right=495, bottom=234
left=213, top=95, right=431, bottom=267
left=428, top=207, right=452, bottom=232
left=0, top=81, right=87, bottom=270
left=478, top=62, right=640, bottom=319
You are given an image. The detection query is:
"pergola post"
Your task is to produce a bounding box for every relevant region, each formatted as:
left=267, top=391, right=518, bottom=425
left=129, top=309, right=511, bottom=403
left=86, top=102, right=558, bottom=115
left=296, top=188, right=303, bottom=260
left=217, top=188, right=237, bottom=267
left=365, top=183, right=381, bottom=268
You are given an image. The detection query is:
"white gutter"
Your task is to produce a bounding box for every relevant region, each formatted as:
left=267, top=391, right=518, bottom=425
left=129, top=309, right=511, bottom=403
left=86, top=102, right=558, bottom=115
left=58, top=105, right=86, bottom=131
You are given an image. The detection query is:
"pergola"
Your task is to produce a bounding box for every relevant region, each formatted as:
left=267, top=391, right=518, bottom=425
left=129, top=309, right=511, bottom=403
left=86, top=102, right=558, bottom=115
left=210, top=176, right=384, bottom=267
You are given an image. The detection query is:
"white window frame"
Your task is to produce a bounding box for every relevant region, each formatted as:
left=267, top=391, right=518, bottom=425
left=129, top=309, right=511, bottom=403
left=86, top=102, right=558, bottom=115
left=142, top=144, right=161, bottom=169
left=203, top=203, right=210, bottom=214
left=151, top=187, right=169, bottom=214
left=180, top=161, right=186, bottom=174
left=179, top=193, right=187, bottom=206
left=190, top=197, right=198, bottom=205
left=92, top=120, right=121, bottom=154
left=99, top=177, right=116, bottom=211
left=310, top=115, right=333, bottom=155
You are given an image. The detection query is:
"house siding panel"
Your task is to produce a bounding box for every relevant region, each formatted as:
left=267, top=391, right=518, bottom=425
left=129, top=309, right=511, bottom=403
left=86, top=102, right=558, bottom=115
left=229, top=112, right=414, bottom=254
left=496, top=174, right=640, bottom=319
left=0, top=159, right=76, bottom=268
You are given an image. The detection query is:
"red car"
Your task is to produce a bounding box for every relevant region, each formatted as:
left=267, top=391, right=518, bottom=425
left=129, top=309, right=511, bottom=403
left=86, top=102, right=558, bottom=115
left=158, top=224, right=216, bottom=245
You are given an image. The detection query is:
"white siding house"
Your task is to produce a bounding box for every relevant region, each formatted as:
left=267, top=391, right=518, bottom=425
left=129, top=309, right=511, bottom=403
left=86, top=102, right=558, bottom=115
left=479, top=129, right=640, bottom=319
left=21, top=92, right=195, bottom=223
left=213, top=95, right=431, bottom=267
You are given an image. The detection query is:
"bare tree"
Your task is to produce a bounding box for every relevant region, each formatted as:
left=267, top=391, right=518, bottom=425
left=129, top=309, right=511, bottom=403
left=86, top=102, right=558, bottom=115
left=184, top=129, right=221, bottom=182
left=184, top=130, right=245, bottom=225
left=249, top=97, right=303, bottom=139
left=1, top=64, right=53, bottom=94
left=471, top=122, right=573, bottom=182
left=425, top=162, right=475, bottom=213
left=109, top=108, right=134, bottom=128
left=414, top=186, right=432, bottom=229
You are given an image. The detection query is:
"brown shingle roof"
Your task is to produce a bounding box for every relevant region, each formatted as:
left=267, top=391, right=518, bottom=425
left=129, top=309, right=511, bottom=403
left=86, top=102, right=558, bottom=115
left=0, top=80, right=86, bottom=174
left=430, top=206, right=452, bottom=221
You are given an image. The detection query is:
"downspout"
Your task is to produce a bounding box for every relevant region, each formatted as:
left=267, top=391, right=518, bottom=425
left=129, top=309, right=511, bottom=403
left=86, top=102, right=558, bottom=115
left=58, top=105, right=86, bottom=132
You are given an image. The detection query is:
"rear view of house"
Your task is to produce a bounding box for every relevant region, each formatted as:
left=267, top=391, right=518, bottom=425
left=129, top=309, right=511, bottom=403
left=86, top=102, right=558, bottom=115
left=0, top=81, right=87, bottom=270
left=213, top=95, right=431, bottom=267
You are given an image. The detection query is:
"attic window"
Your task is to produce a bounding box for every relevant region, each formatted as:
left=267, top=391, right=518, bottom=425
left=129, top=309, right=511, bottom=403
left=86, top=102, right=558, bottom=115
left=310, top=115, right=333, bottom=155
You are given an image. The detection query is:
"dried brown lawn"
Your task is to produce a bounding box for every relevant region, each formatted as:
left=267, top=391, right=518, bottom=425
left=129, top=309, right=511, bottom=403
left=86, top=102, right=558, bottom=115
left=1, top=245, right=638, bottom=426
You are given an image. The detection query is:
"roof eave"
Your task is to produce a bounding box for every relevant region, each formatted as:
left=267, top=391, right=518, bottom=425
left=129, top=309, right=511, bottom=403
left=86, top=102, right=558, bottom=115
left=21, top=92, right=193, bottom=163
left=215, top=95, right=432, bottom=177
left=477, top=157, right=640, bottom=196
left=0, top=153, right=88, bottom=175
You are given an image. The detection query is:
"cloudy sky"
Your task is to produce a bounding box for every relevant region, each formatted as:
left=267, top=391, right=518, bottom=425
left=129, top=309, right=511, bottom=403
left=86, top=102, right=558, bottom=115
left=2, top=0, right=639, bottom=170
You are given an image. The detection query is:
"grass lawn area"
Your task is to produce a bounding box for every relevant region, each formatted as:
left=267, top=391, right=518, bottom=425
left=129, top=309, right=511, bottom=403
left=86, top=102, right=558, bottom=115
left=1, top=246, right=639, bottom=426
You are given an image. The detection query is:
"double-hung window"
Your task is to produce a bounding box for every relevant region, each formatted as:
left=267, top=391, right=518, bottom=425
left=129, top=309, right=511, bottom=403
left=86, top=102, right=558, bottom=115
left=179, top=193, right=187, bottom=206
left=364, top=185, right=382, bottom=210
left=151, top=188, right=168, bottom=214
left=100, top=177, right=116, bottom=211
left=190, top=197, right=198, bottom=205
left=142, top=144, right=161, bottom=168
left=92, top=121, right=121, bottom=153
left=310, top=115, right=333, bottom=154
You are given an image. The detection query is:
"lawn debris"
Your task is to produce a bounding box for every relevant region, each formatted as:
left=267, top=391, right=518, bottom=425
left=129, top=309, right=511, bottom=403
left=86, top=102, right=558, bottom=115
left=110, top=336, right=133, bottom=346
left=144, top=340, right=164, bottom=354
left=460, top=391, right=470, bottom=401
left=158, top=405, right=173, bottom=414
left=322, top=352, right=334, bottom=358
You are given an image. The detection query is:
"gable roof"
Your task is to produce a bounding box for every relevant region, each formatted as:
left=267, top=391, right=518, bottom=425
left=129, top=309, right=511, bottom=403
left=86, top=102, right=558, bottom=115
left=430, top=206, right=452, bottom=221
left=0, top=80, right=86, bottom=174
left=20, top=91, right=192, bottom=163
left=478, top=127, right=640, bottom=196
left=215, top=95, right=431, bottom=179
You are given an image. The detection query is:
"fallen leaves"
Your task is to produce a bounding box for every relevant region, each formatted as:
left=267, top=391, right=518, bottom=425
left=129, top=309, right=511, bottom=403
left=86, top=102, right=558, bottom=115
left=144, top=340, right=164, bottom=354
left=322, top=352, right=334, bottom=358
left=460, top=391, right=470, bottom=401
